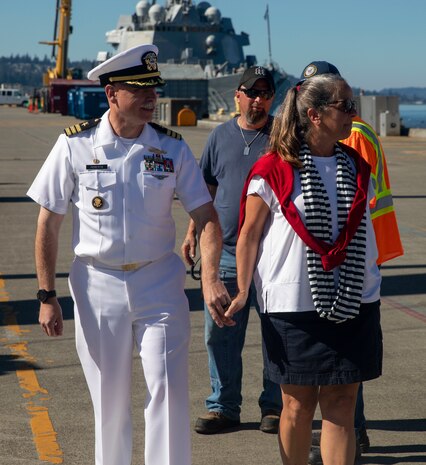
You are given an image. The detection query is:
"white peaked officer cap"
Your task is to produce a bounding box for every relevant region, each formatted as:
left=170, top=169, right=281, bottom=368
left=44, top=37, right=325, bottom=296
left=87, top=44, right=165, bottom=88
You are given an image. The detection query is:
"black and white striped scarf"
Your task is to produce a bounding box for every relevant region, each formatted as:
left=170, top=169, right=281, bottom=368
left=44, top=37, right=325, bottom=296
left=299, top=143, right=367, bottom=323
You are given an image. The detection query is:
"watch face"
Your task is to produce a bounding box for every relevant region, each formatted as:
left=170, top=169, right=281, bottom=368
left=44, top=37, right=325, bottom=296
left=37, top=290, right=55, bottom=303
left=37, top=290, right=48, bottom=302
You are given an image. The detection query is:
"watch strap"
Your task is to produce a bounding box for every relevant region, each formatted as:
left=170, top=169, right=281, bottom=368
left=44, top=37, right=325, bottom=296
left=37, top=289, right=57, bottom=303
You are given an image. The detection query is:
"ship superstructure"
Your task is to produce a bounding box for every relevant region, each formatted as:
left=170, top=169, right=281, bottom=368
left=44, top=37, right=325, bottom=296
left=103, top=0, right=255, bottom=76
left=99, top=1, right=292, bottom=117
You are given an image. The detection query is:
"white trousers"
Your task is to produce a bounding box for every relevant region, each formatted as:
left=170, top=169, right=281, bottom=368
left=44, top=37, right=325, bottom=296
left=69, top=253, right=191, bottom=465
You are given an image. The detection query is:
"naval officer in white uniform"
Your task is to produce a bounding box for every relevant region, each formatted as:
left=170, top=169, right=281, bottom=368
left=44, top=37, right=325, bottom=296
left=27, top=43, right=233, bottom=465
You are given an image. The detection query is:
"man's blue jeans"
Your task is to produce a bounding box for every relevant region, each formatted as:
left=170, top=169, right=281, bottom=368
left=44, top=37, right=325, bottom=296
left=204, top=249, right=282, bottom=421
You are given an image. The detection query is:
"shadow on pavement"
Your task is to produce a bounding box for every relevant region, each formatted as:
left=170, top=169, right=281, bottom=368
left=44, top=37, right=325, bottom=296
left=315, top=419, right=426, bottom=464
left=0, top=354, right=42, bottom=376
left=2, top=271, right=425, bottom=327
left=0, top=196, right=33, bottom=202
left=0, top=289, right=205, bottom=329
left=381, top=273, right=426, bottom=296
left=361, top=454, right=426, bottom=464
left=367, top=418, right=426, bottom=432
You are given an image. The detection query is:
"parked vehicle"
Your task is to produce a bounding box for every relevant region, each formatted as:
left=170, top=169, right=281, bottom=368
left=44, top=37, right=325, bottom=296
left=0, top=84, right=28, bottom=106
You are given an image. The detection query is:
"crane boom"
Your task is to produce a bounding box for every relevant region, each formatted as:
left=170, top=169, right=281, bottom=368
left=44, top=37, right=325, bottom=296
left=39, top=0, right=72, bottom=84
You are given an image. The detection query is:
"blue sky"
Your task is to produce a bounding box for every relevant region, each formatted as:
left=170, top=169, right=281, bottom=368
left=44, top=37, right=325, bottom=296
left=1, top=0, right=425, bottom=91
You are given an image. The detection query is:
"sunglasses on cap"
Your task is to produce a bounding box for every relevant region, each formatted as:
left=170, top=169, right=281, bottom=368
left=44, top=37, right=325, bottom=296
left=239, top=88, right=274, bottom=100
left=326, top=99, right=357, bottom=114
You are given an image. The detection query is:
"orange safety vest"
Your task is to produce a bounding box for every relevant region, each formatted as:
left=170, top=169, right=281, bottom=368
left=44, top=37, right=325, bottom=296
left=341, top=117, right=404, bottom=264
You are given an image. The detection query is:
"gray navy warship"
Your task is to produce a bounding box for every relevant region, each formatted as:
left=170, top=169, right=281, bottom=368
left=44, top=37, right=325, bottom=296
left=97, top=0, right=293, bottom=117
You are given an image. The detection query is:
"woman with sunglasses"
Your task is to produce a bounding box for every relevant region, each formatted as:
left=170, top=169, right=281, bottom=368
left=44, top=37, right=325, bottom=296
left=225, top=73, right=382, bottom=465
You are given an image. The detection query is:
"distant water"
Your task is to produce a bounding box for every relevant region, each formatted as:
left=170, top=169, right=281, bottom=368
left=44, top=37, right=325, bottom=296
left=399, top=104, right=426, bottom=129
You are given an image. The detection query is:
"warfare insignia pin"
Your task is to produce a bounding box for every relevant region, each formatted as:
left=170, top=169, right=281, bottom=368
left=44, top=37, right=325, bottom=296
left=92, top=196, right=104, bottom=209
left=147, top=146, right=167, bottom=155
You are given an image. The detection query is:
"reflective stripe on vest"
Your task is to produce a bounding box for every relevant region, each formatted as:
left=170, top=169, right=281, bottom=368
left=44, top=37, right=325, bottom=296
left=351, top=121, right=394, bottom=219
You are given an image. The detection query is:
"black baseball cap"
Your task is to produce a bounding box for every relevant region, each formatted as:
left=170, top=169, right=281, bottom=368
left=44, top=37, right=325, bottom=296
left=297, top=61, right=341, bottom=85
left=238, top=66, right=275, bottom=92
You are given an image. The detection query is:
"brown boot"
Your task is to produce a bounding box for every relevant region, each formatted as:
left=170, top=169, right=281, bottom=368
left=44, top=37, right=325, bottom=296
left=194, top=411, right=240, bottom=434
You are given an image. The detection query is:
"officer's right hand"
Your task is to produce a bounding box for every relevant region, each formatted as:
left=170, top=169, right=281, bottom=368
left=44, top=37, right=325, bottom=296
left=203, top=279, right=235, bottom=328
left=181, top=231, right=198, bottom=266
left=39, top=299, right=64, bottom=337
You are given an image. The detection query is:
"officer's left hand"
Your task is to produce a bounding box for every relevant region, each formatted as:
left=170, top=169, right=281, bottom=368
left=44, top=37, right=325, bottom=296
left=202, top=280, right=235, bottom=328
left=39, top=298, right=64, bottom=337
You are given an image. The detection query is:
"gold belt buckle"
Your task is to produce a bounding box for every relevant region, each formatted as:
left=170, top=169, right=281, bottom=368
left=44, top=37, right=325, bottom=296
left=121, top=263, right=140, bottom=271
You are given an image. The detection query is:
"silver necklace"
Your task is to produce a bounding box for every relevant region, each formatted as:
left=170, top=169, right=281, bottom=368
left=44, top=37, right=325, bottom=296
left=239, top=123, right=262, bottom=156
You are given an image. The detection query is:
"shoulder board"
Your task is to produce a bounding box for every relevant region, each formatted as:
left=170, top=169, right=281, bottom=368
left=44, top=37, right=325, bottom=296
left=148, top=122, right=182, bottom=140
left=64, top=118, right=101, bottom=137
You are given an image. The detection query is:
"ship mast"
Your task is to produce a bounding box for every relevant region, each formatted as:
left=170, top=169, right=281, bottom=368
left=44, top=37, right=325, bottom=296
left=264, top=4, right=272, bottom=67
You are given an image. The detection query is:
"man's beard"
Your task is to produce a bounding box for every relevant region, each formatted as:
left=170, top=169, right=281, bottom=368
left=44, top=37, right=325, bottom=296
left=245, top=107, right=267, bottom=125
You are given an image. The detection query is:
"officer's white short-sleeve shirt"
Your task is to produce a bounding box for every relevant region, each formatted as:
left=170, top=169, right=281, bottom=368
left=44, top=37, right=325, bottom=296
left=27, top=111, right=211, bottom=265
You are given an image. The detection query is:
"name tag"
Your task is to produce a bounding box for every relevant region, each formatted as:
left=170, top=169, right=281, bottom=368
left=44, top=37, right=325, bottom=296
left=86, top=164, right=109, bottom=170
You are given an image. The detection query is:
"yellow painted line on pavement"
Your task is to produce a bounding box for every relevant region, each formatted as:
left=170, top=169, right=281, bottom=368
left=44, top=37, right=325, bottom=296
left=0, top=275, right=64, bottom=463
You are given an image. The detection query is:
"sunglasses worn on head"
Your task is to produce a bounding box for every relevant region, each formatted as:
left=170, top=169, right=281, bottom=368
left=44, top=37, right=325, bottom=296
left=327, top=99, right=357, bottom=114
left=239, top=88, right=274, bottom=100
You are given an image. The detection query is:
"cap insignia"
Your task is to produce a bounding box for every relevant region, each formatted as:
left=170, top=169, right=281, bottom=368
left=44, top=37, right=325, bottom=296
left=303, top=65, right=318, bottom=78
left=143, top=51, right=158, bottom=72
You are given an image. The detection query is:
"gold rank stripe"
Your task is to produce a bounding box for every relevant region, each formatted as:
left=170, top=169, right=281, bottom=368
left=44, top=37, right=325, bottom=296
left=64, top=118, right=101, bottom=137
left=149, top=122, right=182, bottom=140
left=65, top=125, right=79, bottom=136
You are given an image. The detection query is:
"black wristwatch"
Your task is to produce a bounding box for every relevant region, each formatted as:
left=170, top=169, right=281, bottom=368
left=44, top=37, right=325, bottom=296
left=37, top=289, right=57, bottom=303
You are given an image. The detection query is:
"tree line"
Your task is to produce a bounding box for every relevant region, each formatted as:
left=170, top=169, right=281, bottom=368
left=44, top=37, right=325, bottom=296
left=1, top=54, right=424, bottom=104
left=0, top=54, right=94, bottom=91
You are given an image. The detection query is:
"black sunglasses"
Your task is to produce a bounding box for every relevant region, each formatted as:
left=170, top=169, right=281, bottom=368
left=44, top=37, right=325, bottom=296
left=327, top=99, right=357, bottom=114
left=239, top=88, right=274, bottom=100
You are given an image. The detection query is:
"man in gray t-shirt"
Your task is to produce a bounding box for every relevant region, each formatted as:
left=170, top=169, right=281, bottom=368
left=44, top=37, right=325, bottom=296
left=200, top=115, right=272, bottom=256
left=181, top=66, right=282, bottom=435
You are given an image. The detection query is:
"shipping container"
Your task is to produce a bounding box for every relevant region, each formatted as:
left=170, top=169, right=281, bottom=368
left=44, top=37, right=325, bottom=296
left=74, top=87, right=108, bottom=120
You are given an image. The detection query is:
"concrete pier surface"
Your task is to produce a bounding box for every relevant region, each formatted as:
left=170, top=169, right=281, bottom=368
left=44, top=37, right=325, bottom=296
left=0, top=107, right=425, bottom=465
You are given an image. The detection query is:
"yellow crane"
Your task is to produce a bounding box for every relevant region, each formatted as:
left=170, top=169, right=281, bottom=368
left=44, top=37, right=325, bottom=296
left=39, top=0, right=73, bottom=85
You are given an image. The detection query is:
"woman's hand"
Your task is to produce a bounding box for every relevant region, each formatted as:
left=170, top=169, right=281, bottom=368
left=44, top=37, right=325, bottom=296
left=202, top=279, right=235, bottom=328
left=224, top=290, right=249, bottom=319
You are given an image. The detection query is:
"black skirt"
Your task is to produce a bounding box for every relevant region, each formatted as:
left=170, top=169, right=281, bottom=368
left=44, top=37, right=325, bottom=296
left=261, top=301, right=383, bottom=386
